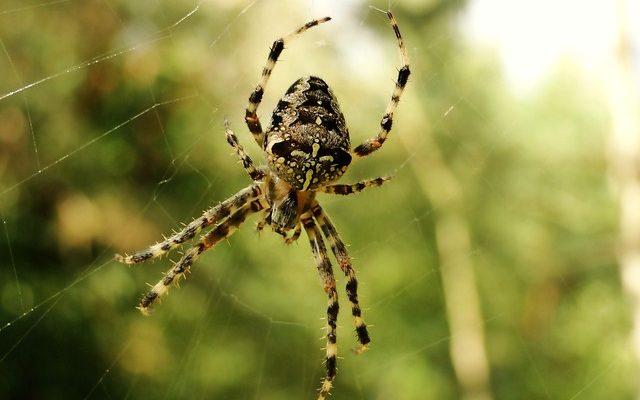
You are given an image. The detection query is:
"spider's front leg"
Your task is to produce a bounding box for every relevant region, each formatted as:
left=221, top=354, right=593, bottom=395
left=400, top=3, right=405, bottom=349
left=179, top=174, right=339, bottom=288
left=353, top=11, right=410, bottom=158
left=244, top=16, right=331, bottom=148
left=302, top=212, right=339, bottom=400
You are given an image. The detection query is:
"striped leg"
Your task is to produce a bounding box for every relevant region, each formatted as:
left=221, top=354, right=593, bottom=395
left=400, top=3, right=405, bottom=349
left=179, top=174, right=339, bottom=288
left=319, top=176, right=391, bottom=196
left=353, top=11, right=410, bottom=158
left=302, top=213, right=339, bottom=400
left=115, top=184, right=262, bottom=265
left=225, top=119, right=265, bottom=181
left=138, top=198, right=267, bottom=315
left=245, top=16, right=331, bottom=148
left=312, top=203, right=370, bottom=353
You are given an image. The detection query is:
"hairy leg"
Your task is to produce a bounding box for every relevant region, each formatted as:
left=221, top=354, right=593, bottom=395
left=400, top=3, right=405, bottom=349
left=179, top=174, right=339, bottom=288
left=138, top=198, right=267, bottom=314
left=312, top=203, right=370, bottom=353
left=302, top=213, right=339, bottom=400
left=115, top=184, right=262, bottom=264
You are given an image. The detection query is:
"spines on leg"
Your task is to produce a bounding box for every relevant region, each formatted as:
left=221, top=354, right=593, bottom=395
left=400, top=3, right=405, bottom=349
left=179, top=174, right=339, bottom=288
left=136, top=198, right=267, bottom=314
left=302, top=214, right=340, bottom=400
left=115, top=184, right=262, bottom=265
left=312, top=203, right=371, bottom=352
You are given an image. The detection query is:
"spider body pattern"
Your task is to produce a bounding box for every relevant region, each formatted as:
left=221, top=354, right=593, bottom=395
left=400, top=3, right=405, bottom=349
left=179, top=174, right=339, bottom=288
left=116, top=11, right=409, bottom=400
left=266, top=76, right=351, bottom=191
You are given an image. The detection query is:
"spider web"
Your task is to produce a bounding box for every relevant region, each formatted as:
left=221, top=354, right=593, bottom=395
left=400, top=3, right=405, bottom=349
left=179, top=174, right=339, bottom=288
left=0, top=0, right=633, bottom=399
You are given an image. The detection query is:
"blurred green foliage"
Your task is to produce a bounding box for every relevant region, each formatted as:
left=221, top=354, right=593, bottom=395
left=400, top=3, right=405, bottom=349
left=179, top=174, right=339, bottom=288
left=0, top=0, right=633, bottom=399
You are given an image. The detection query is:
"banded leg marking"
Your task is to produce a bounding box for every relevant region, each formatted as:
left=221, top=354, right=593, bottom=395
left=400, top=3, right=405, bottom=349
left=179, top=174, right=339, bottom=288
left=319, top=176, right=391, bottom=196
left=138, top=198, right=267, bottom=314
left=312, top=203, right=370, bottom=352
left=115, top=184, right=262, bottom=265
left=353, top=11, right=410, bottom=158
left=245, top=16, right=332, bottom=148
left=225, top=119, right=265, bottom=181
left=302, top=214, right=339, bottom=400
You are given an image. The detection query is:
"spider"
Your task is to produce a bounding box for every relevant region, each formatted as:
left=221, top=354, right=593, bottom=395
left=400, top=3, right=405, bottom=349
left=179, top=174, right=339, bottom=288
left=116, top=10, right=409, bottom=400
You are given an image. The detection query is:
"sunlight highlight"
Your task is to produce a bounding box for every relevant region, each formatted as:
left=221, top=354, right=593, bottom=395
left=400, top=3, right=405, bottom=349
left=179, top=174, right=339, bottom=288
left=463, top=0, right=620, bottom=91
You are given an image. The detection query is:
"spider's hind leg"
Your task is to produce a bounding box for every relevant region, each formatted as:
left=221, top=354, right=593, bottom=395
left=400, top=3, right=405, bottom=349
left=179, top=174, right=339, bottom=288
left=302, top=212, right=339, bottom=400
left=312, top=202, right=370, bottom=352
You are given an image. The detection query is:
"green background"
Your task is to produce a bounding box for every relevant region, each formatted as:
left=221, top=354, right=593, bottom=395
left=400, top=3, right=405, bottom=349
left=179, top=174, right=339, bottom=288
left=0, top=0, right=632, bottom=399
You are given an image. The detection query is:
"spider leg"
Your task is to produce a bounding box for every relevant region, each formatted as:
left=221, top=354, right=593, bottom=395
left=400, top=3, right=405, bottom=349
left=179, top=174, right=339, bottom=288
left=138, top=198, right=268, bottom=314
left=284, top=222, right=302, bottom=244
left=319, top=176, right=391, bottom=196
left=353, top=11, right=410, bottom=158
left=115, top=184, right=262, bottom=264
left=302, top=212, right=339, bottom=400
left=225, top=119, right=265, bottom=181
left=245, top=16, right=332, bottom=148
left=311, top=203, right=370, bottom=353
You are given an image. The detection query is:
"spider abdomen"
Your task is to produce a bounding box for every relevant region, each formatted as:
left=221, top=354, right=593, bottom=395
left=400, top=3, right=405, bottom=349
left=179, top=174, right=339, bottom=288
left=265, top=76, right=352, bottom=191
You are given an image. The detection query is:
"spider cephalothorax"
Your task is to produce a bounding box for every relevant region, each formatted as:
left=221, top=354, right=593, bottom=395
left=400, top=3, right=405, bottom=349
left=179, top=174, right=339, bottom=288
left=116, top=11, right=409, bottom=400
